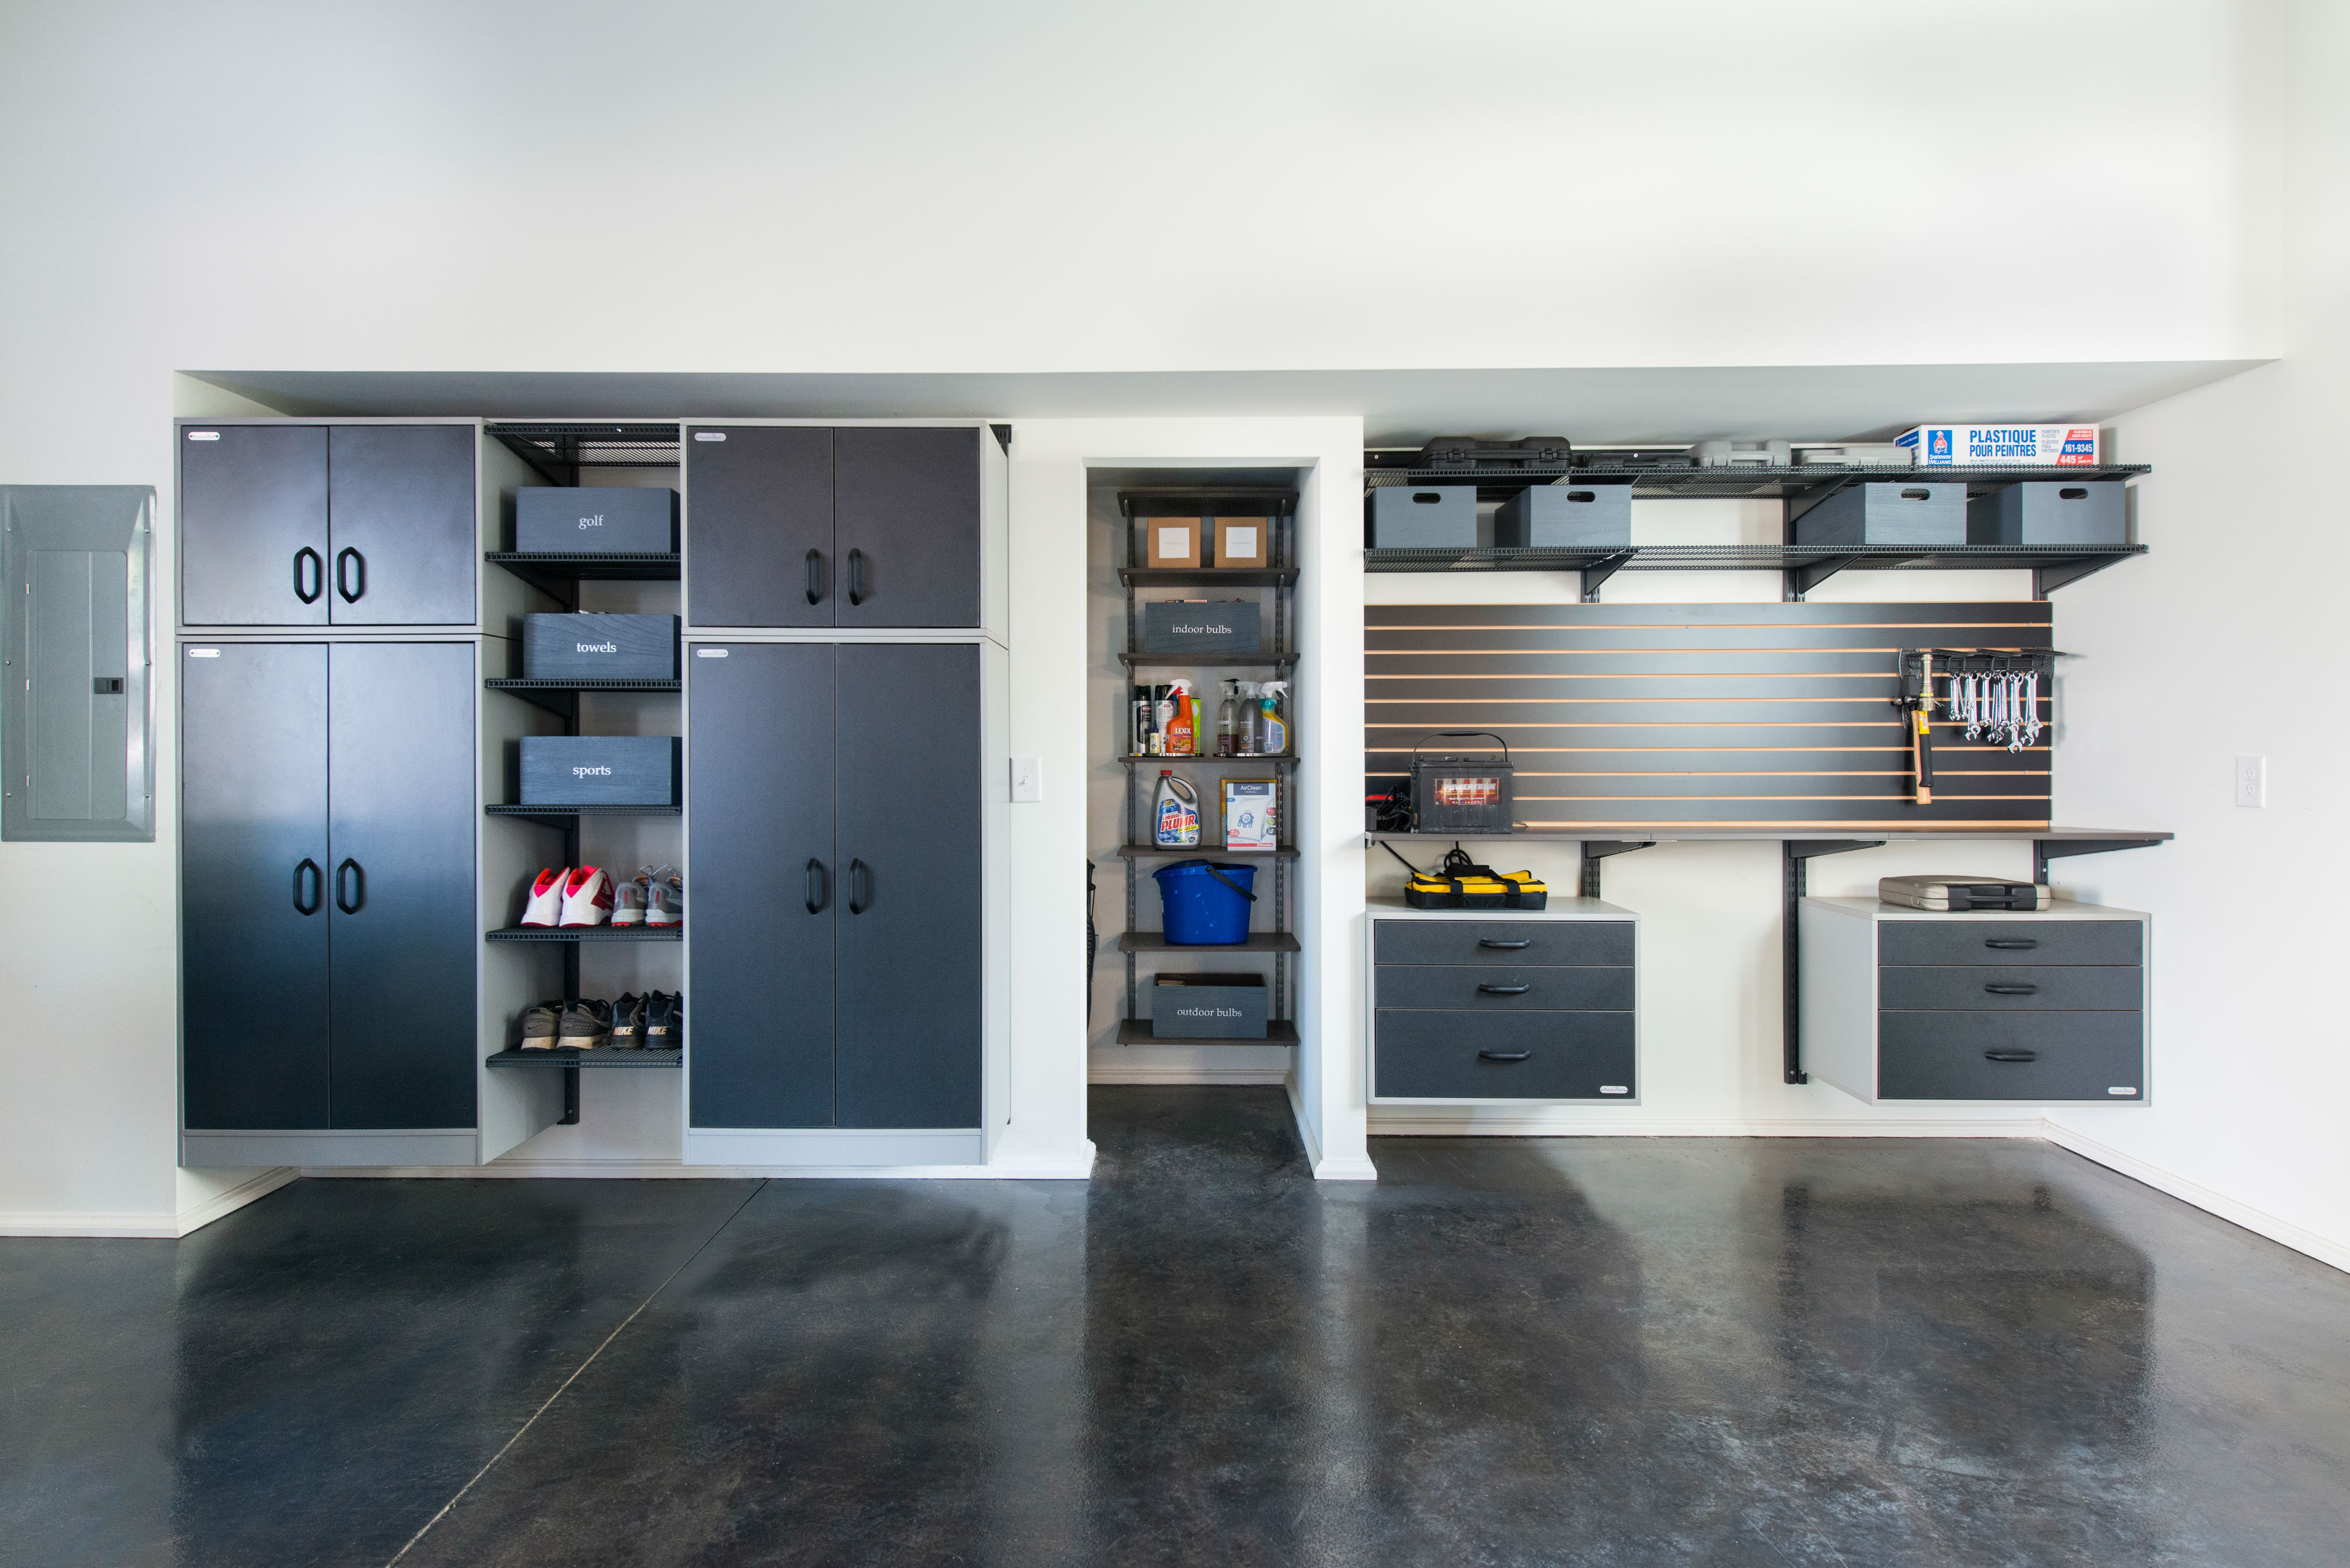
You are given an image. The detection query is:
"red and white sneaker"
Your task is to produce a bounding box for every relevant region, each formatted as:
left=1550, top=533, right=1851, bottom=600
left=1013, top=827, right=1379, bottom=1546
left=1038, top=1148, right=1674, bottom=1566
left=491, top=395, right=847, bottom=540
left=520, top=867, right=569, bottom=927
left=558, top=865, right=615, bottom=928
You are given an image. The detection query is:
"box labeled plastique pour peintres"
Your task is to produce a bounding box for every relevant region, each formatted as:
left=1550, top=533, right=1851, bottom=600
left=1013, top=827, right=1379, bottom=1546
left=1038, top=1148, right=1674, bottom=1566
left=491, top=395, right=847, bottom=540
left=1896, top=425, right=2099, bottom=466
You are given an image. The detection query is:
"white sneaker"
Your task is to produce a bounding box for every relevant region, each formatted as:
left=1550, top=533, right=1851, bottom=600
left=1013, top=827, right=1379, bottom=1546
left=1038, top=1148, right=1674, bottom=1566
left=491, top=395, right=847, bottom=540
left=644, top=864, right=682, bottom=928
left=520, top=867, right=569, bottom=927
left=610, top=866, right=652, bottom=926
left=558, top=866, right=614, bottom=928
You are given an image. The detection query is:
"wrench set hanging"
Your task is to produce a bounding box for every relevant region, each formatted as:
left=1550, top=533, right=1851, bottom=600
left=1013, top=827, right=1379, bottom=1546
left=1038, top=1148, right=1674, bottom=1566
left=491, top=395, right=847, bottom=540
left=1894, top=649, right=2057, bottom=805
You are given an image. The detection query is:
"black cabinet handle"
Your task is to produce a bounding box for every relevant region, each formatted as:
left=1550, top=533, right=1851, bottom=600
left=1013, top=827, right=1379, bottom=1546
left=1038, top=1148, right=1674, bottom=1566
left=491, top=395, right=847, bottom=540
left=1985, top=938, right=2038, bottom=949
left=1984, top=983, right=2039, bottom=995
left=805, top=549, right=824, bottom=606
left=847, top=548, right=866, bottom=606
left=1477, top=1050, right=1532, bottom=1062
left=805, top=858, right=828, bottom=914
left=293, top=858, right=322, bottom=915
left=335, top=547, right=366, bottom=603
left=848, top=857, right=870, bottom=914
left=1478, top=938, right=1532, bottom=950
left=293, top=547, right=324, bottom=604
left=1477, top=983, right=1532, bottom=995
left=334, top=858, right=365, bottom=914
left=1985, top=1050, right=2039, bottom=1063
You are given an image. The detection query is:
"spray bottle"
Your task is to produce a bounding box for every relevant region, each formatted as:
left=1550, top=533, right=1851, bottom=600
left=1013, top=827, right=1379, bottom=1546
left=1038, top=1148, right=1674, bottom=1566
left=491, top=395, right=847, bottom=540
left=1234, top=681, right=1258, bottom=753
left=1257, top=681, right=1289, bottom=756
left=1165, top=678, right=1196, bottom=755
left=1216, top=680, right=1239, bottom=756
left=1152, top=769, right=1200, bottom=847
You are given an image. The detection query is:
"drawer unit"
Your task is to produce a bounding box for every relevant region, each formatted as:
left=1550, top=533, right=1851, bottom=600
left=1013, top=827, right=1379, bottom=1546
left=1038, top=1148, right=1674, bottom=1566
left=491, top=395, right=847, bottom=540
left=1801, top=897, right=2151, bottom=1105
left=1368, top=899, right=1639, bottom=1104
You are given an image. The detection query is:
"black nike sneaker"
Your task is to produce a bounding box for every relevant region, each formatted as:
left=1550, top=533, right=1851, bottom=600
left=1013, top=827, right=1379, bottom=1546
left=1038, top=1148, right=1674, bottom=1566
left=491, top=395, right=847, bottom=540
left=610, top=992, right=646, bottom=1049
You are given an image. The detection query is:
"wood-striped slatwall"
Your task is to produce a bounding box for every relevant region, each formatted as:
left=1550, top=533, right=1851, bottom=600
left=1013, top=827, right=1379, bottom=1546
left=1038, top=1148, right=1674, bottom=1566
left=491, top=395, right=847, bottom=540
left=1367, top=602, right=2053, bottom=830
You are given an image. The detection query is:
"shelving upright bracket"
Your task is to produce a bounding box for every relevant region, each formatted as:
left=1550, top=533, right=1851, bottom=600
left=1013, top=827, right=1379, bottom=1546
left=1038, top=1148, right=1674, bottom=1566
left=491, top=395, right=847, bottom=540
left=1782, top=840, right=1885, bottom=1083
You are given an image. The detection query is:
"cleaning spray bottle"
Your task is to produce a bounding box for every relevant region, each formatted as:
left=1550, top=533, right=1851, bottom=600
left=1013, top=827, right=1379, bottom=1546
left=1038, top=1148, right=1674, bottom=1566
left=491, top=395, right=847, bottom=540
left=1234, top=681, right=1259, bottom=753
left=1216, top=680, right=1239, bottom=756
left=1153, top=769, right=1200, bottom=847
left=1257, top=681, right=1289, bottom=756
left=1166, top=678, right=1196, bottom=756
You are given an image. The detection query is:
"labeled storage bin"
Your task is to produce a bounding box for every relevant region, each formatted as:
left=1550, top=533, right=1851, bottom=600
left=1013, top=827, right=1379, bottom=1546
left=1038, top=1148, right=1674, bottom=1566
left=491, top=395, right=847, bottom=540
left=1369, top=485, right=1477, bottom=548
left=1150, top=972, right=1267, bottom=1038
left=515, top=487, right=678, bottom=553
left=1495, top=483, right=1631, bottom=548
left=1153, top=859, right=1256, bottom=945
left=1793, top=482, right=1965, bottom=546
left=1142, top=599, right=1261, bottom=654
left=522, top=613, right=679, bottom=679
left=520, top=736, right=682, bottom=805
left=1966, top=481, right=2126, bottom=546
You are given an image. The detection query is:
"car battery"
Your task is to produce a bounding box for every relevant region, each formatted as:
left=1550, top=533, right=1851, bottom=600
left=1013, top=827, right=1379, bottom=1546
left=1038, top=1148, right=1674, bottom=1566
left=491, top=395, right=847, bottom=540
left=1141, top=599, right=1261, bottom=654
left=1150, top=973, right=1268, bottom=1039
left=515, top=487, right=678, bottom=553
left=520, top=736, right=683, bottom=805
left=1879, top=875, right=2053, bottom=912
left=522, top=613, right=679, bottom=679
left=1794, top=482, right=1966, bottom=546
left=1967, top=481, right=2127, bottom=546
left=1411, top=732, right=1515, bottom=834
left=1495, top=483, right=1631, bottom=548
left=1369, top=485, right=1478, bottom=548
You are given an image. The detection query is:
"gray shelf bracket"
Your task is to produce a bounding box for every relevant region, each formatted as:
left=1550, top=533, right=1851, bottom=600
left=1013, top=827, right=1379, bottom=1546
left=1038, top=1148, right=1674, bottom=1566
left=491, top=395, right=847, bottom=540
left=562, top=1063, right=580, bottom=1126
left=1782, top=839, right=1885, bottom=1084
left=2033, top=554, right=2131, bottom=598
left=1577, top=840, right=1655, bottom=899
left=1785, top=553, right=1861, bottom=600
left=2033, top=837, right=2167, bottom=885
left=1578, top=550, right=1636, bottom=604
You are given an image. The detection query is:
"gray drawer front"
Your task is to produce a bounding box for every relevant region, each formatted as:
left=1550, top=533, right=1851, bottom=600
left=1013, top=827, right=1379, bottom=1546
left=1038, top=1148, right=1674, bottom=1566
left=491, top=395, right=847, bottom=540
left=1375, top=1010, right=1634, bottom=1100
left=1375, top=921, right=1633, bottom=968
left=1878, top=1012, right=2144, bottom=1100
left=1376, top=965, right=1633, bottom=1012
left=1878, top=919, right=2141, bottom=968
left=1878, top=965, right=2142, bottom=1012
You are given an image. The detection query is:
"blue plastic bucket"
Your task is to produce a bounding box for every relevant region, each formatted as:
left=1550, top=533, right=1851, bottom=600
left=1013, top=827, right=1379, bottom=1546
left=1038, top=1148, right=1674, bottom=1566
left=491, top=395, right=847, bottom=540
left=1153, top=860, right=1257, bottom=945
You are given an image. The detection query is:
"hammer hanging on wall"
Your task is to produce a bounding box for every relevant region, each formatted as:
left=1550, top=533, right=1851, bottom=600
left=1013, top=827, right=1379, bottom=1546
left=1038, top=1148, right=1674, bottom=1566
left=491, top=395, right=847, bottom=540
left=1900, top=650, right=1935, bottom=804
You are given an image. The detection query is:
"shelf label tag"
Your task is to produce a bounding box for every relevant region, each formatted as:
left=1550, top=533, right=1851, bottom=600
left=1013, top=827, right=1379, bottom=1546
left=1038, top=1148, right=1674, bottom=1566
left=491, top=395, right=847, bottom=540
left=186, top=431, right=219, bottom=441
left=693, top=431, right=726, bottom=442
left=2107, top=1086, right=2138, bottom=1096
left=693, top=648, right=727, bottom=657
left=1600, top=1085, right=1629, bottom=1095
left=187, top=648, right=219, bottom=657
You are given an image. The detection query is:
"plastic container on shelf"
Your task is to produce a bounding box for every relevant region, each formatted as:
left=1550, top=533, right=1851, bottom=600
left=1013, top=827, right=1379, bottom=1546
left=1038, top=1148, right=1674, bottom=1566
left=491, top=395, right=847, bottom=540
left=1152, top=859, right=1257, bottom=945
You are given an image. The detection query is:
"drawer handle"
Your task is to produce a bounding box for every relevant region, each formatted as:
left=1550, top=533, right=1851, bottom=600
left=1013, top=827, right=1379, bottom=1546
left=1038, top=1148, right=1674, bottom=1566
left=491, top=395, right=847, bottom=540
left=1985, top=1050, right=2039, bottom=1063
left=1477, top=983, right=1531, bottom=995
left=1477, top=938, right=1532, bottom=949
left=847, top=547, right=867, bottom=606
left=1983, top=983, right=2039, bottom=995
left=848, top=857, right=871, bottom=915
left=805, top=858, right=828, bottom=914
left=293, top=547, right=323, bottom=604
left=1984, top=939, right=2038, bottom=950
left=335, top=546, right=366, bottom=603
left=1477, top=1050, right=1532, bottom=1062
left=804, top=548, right=824, bottom=606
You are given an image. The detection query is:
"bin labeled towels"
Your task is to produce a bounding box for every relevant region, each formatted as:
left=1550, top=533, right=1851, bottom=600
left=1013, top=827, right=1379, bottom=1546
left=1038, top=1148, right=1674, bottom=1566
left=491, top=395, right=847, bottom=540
left=522, top=613, right=679, bottom=679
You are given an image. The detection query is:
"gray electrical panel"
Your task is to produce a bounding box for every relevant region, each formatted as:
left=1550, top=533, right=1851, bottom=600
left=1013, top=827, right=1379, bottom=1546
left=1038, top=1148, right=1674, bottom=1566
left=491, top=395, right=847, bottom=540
left=2, top=486, right=155, bottom=841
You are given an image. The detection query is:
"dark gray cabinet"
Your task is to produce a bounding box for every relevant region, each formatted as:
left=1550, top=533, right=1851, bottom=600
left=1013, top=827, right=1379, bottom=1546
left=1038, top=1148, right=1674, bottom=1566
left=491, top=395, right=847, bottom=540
left=688, top=642, right=981, bottom=1130
left=181, top=642, right=475, bottom=1132
left=686, top=425, right=981, bottom=629
left=179, top=423, right=475, bottom=627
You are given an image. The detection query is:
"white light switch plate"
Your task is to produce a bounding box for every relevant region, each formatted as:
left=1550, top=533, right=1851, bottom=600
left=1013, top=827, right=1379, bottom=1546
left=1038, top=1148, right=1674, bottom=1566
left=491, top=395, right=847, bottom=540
left=2234, top=755, right=2266, bottom=807
left=1010, top=757, right=1042, bottom=803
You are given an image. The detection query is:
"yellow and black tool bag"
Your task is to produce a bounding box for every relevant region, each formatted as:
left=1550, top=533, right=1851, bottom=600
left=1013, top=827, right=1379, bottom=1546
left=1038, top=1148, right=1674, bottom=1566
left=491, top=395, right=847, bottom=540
left=1401, top=845, right=1547, bottom=910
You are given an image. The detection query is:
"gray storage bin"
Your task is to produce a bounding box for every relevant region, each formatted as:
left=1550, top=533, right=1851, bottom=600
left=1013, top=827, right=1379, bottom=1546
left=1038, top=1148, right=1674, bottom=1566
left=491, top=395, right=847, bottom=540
left=520, top=736, right=682, bottom=805
left=1149, top=972, right=1268, bottom=1039
left=1369, top=485, right=1478, bottom=548
left=1142, top=599, right=1261, bottom=654
left=515, top=487, right=678, bottom=553
left=1967, top=481, right=2126, bottom=546
left=1794, top=482, right=1965, bottom=546
left=1495, top=483, right=1631, bottom=548
left=522, top=613, right=679, bottom=679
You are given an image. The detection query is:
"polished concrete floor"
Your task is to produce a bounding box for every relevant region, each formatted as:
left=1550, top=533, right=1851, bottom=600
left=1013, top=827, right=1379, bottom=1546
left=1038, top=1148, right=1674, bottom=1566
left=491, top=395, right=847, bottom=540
left=5, top=1089, right=2348, bottom=1567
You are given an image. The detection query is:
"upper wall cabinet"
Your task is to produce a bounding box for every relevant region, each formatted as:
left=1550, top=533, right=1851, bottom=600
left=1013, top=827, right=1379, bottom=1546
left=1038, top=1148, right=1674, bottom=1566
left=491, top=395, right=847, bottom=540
left=179, top=423, right=476, bottom=627
left=685, top=424, right=983, bottom=629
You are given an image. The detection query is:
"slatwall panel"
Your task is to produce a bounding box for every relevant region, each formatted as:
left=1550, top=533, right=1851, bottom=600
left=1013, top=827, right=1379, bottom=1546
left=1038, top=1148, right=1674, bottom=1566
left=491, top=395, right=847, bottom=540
left=1367, top=602, right=2053, bottom=830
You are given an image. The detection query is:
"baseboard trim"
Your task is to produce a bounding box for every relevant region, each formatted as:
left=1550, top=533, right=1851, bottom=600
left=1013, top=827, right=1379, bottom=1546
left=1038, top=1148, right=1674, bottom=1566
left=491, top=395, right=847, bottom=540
left=1287, top=1073, right=1379, bottom=1181
left=1089, top=1064, right=1291, bottom=1085
left=1368, top=1110, right=2047, bottom=1138
left=1, top=1166, right=297, bottom=1238
left=2042, top=1121, right=2350, bottom=1276
left=303, top=1155, right=1096, bottom=1181
left=175, top=1167, right=298, bottom=1235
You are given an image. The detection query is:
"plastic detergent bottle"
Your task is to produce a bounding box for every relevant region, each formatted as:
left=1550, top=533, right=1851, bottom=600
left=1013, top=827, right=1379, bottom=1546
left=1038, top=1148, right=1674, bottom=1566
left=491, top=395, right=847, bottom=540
left=1165, top=679, right=1196, bottom=755
left=1153, top=770, right=1200, bottom=847
left=1258, top=681, right=1289, bottom=756
left=1216, top=681, right=1238, bottom=756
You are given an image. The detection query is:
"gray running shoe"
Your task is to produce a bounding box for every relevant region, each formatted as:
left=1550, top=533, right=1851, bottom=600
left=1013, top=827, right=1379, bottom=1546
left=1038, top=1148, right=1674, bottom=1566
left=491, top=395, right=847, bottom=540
left=558, top=998, right=613, bottom=1050
left=645, top=865, right=682, bottom=928
left=519, top=1000, right=562, bottom=1050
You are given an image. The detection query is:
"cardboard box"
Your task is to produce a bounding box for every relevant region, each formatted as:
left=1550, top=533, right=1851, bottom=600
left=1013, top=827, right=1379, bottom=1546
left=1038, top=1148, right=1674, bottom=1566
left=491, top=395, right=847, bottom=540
left=519, top=736, right=682, bottom=805
left=1897, top=425, right=2100, bottom=466
left=1794, top=483, right=1966, bottom=546
left=1142, top=599, right=1261, bottom=654
left=1150, top=973, right=1268, bottom=1039
left=1214, top=516, right=1270, bottom=569
left=1369, top=485, right=1478, bottom=548
left=1494, top=484, right=1631, bottom=548
left=1967, top=481, right=2127, bottom=546
left=521, top=613, right=679, bottom=680
left=515, top=487, right=678, bottom=553
left=1147, top=517, right=1201, bottom=569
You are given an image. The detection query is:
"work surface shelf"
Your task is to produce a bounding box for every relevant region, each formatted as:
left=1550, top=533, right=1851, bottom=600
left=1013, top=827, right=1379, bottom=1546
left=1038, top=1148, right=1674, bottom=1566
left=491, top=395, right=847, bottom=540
left=1116, top=1020, right=1301, bottom=1047
left=1366, top=827, right=2171, bottom=845
left=485, top=676, right=680, bottom=716
left=1117, top=844, right=1300, bottom=859
left=486, top=551, right=680, bottom=597
left=1120, top=653, right=1297, bottom=669
left=1362, top=459, right=2150, bottom=501
left=485, top=925, right=683, bottom=942
left=1363, top=542, right=2146, bottom=595
left=486, top=1048, right=682, bottom=1069
left=1118, top=931, right=1301, bottom=953
left=1119, top=567, right=1299, bottom=588
left=1122, top=753, right=1297, bottom=767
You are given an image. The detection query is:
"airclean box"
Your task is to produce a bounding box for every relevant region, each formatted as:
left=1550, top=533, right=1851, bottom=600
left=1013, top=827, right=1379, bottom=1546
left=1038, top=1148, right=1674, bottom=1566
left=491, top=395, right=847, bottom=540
left=521, top=613, right=679, bottom=679
left=1896, top=425, right=2100, bottom=466
left=519, top=736, right=683, bottom=805
left=515, top=488, right=679, bottom=553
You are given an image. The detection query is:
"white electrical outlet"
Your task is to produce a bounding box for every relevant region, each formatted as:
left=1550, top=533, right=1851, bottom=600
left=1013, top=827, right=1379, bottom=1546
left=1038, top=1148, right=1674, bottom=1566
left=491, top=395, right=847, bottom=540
left=1010, top=757, right=1042, bottom=803
left=2234, top=755, right=2267, bottom=808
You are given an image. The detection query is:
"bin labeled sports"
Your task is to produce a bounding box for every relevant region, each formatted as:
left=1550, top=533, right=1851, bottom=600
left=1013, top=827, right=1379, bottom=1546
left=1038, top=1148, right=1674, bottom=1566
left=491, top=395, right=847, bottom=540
left=1152, top=859, right=1257, bottom=945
